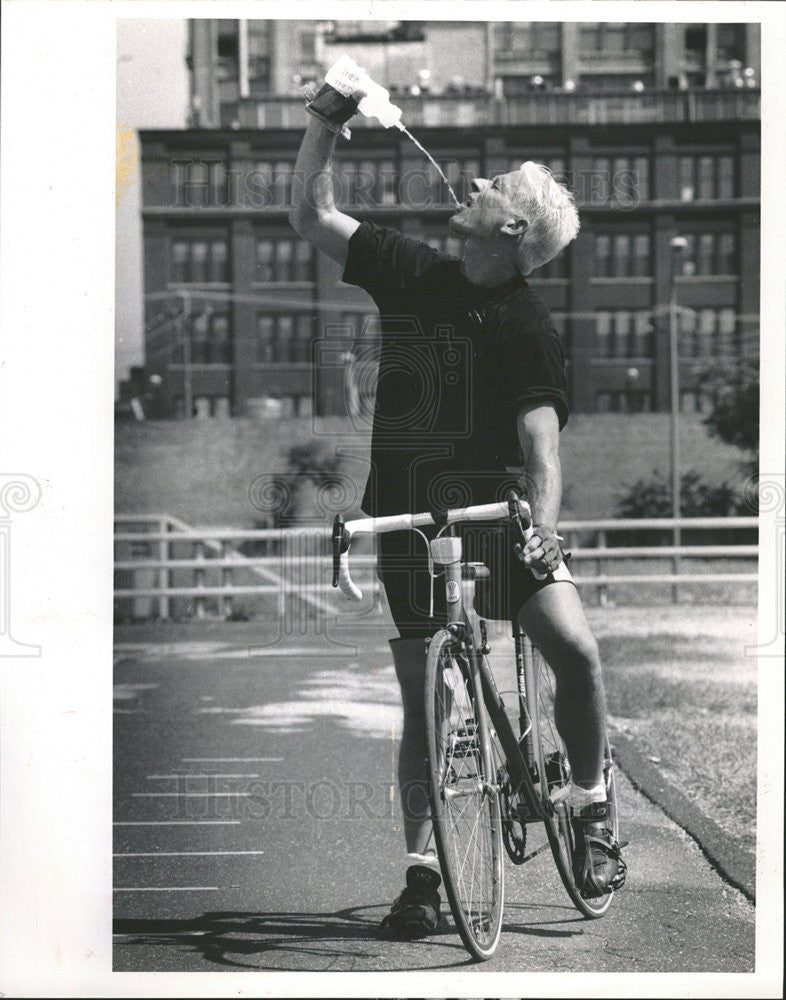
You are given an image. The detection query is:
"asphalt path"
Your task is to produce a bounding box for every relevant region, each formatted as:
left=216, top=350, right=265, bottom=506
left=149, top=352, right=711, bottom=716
left=113, top=620, right=755, bottom=976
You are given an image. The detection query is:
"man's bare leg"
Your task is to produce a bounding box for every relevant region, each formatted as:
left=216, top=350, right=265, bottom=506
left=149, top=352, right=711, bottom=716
left=517, top=582, right=607, bottom=788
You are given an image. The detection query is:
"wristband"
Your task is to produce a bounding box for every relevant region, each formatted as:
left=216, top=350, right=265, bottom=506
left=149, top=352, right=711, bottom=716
left=305, top=83, right=359, bottom=138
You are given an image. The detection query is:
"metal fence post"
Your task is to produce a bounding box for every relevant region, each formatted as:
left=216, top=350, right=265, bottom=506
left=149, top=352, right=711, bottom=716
left=158, top=517, right=170, bottom=621
left=194, top=539, right=206, bottom=619
left=221, top=539, right=233, bottom=620
left=597, top=529, right=608, bottom=606
left=672, top=520, right=682, bottom=604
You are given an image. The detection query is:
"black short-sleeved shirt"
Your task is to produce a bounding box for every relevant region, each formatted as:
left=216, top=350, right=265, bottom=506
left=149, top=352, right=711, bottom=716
left=343, top=220, right=569, bottom=516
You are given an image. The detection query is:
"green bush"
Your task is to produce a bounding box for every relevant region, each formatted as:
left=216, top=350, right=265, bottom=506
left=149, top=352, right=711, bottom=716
left=612, top=469, right=757, bottom=545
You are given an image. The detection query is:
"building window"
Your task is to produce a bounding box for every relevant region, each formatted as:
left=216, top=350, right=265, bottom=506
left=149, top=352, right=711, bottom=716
left=595, top=310, right=653, bottom=358
left=594, top=231, right=651, bottom=277
left=252, top=160, right=294, bottom=208
left=298, top=26, right=317, bottom=61
left=189, top=308, right=232, bottom=364
left=255, top=237, right=314, bottom=282
left=400, top=156, right=478, bottom=208
left=172, top=159, right=228, bottom=208
left=679, top=155, right=736, bottom=200
left=337, top=157, right=398, bottom=206
left=217, top=19, right=239, bottom=80
left=170, top=237, right=229, bottom=284
left=595, top=389, right=651, bottom=413
left=256, top=313, right=314, bottom=363
left=679, top=308, right=738, bottom=359
left=591, top=155, right=649, bottom=206
left=678, top=230, right=737, bottom=275
left=247, top=21, right=271, bottom=91
left=494, top=22, right=561, bottom=60
left=294, top=314, right=313, bottom=363
left=441, top=158, right=480, bottom=206
left=579, top=23, right=655, bottom=57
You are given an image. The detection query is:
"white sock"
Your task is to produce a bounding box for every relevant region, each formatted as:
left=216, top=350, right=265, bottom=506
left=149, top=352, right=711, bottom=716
left=568, top=782, right=607, bottom=812
left=407, top=851, right=440, bottom=873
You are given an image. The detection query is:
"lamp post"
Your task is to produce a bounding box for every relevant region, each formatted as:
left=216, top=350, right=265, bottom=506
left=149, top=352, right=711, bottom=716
left=669, top=236, right=688, bottom=601
left=177, top=291, right=193, bottom=419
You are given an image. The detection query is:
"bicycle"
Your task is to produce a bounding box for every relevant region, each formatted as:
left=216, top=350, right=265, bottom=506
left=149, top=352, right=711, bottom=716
left=331, top=490, right=622, bottom=961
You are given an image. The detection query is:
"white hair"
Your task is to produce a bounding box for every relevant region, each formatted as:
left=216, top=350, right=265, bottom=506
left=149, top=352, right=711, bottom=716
left=510, top=161, right=580, bottom=275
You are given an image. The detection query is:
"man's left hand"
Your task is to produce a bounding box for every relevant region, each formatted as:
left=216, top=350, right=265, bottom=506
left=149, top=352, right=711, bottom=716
left=514, top=524, right=563, bottom=575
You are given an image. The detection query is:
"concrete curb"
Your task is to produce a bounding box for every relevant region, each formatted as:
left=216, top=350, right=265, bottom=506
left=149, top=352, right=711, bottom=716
left=611, top=730, right=756, bottom=902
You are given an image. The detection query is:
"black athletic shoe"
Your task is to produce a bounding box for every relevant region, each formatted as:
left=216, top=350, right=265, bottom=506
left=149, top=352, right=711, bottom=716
left=571, top=800, right=627, bottom=898
left=378, top=865, right=442, bottom=939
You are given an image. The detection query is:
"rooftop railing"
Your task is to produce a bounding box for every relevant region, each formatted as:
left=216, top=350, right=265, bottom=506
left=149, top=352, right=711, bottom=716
left=230, top=88, right=760, bottom=131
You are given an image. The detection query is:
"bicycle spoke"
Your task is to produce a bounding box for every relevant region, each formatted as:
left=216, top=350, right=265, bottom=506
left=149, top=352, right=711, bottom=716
left=426, top=632, right=503, bottom=958
left=533, top=642, right=618, bottom=918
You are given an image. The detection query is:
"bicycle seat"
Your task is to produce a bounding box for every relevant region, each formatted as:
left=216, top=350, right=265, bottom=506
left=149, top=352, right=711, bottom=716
left=462, top=562, right=490, bottom=581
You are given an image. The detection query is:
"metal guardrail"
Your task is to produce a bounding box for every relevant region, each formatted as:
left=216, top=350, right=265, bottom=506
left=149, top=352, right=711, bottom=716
left=114, top=514, right=758, bottom=621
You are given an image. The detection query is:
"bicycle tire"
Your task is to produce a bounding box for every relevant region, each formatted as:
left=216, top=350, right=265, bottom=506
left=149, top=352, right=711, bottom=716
left=534, top=643, right=619, bottom=918
left=424, top=629, right=504, bottom=960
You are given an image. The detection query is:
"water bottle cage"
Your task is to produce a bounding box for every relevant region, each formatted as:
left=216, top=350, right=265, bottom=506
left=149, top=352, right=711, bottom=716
left=305, top=83, right=359, bottom=139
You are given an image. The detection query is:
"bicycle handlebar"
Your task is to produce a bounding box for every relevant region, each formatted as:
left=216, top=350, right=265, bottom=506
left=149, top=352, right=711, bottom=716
left=331, top=491, right=540, bottom=603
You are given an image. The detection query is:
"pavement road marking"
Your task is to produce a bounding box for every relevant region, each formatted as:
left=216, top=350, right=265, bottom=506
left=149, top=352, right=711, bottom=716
left=114, top=820, right=241, bottom=826
left=132, top=791, right=252, bottom=797
left=114, top=850, right=266, bottom=857
left=114, top=886, right=220, bottom=892
left=146, top=774, right=260, bottom=779
left=181, top=757, right=283, bottom=763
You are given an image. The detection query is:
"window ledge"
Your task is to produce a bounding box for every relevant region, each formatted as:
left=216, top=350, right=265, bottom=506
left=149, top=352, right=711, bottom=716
left=251, top=281, right=316, bottom=289
left=167, top=282, right=232, bottom=290
left=675, top=274, right=739, bottom=283
left=590, top=356, right=656, bottom=364
left=168, top=363, right=234, bottom=370
left=589, top=276, right=654, bottom=284
left=252, top=362, right=311, bottom=369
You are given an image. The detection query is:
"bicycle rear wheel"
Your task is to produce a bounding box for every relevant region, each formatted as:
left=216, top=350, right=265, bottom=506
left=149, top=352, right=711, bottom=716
left=534, top=643, right=619, bottom=918
left=424, top=629, right=504, bottom=961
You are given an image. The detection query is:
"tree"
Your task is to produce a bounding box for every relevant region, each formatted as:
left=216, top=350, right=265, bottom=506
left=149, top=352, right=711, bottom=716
left=698, top=359, right=759, bottom=473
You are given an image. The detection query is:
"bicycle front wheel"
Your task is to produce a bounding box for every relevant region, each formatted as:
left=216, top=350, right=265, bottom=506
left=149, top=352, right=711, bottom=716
left=424, top=629, right=504, bottom=961
left=535, top=644, right=619, bottom=918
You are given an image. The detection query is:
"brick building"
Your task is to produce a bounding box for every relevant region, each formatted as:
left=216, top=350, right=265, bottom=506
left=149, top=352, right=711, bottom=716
left=136, top=19, right=760, bottom=419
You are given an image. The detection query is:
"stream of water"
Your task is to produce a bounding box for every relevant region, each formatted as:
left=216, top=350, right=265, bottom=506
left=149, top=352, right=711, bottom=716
left=398, top=124, right=462, bottom=208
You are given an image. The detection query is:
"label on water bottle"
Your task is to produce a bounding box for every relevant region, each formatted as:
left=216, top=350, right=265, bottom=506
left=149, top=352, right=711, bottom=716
left=325, top=56, right=364, bottom=98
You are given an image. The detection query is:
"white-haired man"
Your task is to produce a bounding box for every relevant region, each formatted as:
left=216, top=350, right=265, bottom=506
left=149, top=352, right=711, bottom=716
left=290, top=81, right=626, bottom=939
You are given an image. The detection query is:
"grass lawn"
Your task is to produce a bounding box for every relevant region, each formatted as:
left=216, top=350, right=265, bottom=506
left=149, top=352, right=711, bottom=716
left=587, top=605, right=758, bottom=858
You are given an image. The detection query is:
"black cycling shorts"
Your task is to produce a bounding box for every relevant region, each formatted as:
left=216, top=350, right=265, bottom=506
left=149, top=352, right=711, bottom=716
left=377, top=522, right=573, bottom=639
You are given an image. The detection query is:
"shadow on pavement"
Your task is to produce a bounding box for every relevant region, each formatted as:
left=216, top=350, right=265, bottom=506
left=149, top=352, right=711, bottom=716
left=113, top=906, right=464, bottom=971
left=113, top=903, right=585, bottom=971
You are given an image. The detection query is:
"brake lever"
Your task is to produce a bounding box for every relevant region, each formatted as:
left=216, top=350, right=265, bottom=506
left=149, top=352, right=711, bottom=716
left=506, top=490, right=546, bottom=580
left=331, top=514, right=350, bottom=587
left=506, top=490, right=530, bottom=548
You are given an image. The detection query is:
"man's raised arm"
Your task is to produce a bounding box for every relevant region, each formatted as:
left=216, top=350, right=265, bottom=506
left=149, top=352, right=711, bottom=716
left=289, top=114, right=360, bottom=268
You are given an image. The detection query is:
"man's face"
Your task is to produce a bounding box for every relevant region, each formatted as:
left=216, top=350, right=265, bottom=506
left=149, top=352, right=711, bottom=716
left=448, top=168, right=529, bottom=239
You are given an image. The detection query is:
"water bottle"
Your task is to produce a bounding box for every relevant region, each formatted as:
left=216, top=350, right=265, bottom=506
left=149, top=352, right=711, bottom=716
left=325, top=55, right=404, bottom=130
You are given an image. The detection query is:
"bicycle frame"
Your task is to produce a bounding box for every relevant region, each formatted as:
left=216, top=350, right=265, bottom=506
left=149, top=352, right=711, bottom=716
left=440, top=567, right=552, bottom=826
left=331, top=490, right=556, bottom=823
